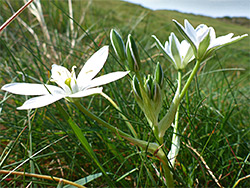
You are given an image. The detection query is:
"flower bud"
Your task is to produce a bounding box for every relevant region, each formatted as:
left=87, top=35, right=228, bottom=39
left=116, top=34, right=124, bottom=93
left=110, top=29, right=126, bottom=61
left=145, top=75, right=154, bottom=99
left=153, top=82, right=162, bottom=115
left=153, top=83, right=161, bottom=102
left=154, top=62, right=164, bottom=88
left=126, top=34, right=141, bottom=72
left=132, top=75, right=142, bottom=99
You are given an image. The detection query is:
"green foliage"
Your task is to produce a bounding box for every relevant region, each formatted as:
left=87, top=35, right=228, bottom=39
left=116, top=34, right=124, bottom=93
left=0, top=0, right=249, bottom=187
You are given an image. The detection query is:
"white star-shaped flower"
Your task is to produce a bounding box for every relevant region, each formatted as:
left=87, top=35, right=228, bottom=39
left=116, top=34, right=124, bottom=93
left=2, top=46, right=129, bottom=110
left=153, top=33, right=194, bottom=70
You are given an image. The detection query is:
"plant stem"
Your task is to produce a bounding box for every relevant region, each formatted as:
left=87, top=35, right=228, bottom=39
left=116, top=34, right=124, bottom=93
left=168, top=71, right=182, bottom=167
left=100, top=92, right=138, bottom=138
left=179, top=60, right=201, bottom=100
left=0, top=170, right=86, bottom=188
left=161, top=154, right=175, bottom=188
left=158, top=81, right=181, bottom=142
left=73, top=101, right=162, bottom=155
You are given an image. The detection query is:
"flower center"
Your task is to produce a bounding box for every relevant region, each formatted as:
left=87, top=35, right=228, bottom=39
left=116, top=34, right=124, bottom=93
left=65, top=77, right=72, bottom=90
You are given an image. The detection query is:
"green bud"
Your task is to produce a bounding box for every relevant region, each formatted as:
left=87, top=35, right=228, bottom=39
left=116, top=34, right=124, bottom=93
left=132, top=75, right=142, bottom=99
left=145, top=75, right=154, bottom=99
left=110, top=29, right=126, bottom=61
left=153, top=82, right=162, bottom=115
left=126, top=34, right=141, bottom=72
left=154, top=62, right=164, bottom=88
left=153, top=83, right=161, bottom=102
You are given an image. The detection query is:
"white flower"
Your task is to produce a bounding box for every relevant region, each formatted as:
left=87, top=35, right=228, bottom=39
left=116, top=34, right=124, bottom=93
left=173, top=19, right=248, bottom=60
left=153, top=33, right=194, bottom=70
left=1, top=46, right=129, bottom=110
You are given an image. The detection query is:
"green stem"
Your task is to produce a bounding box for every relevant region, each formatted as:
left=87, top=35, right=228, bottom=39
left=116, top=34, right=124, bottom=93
left=73, top=101, right=165, bottom=156
left=161, top=154, right=175, bottom=188
left=168, top=71, right=182, bottom=167
left=158, top=82, right=181, bottom=142
left=55, top=102, right=115, bottom=187
left=158, top=60, right=200, bottom=142
left=100, top=92, right=138, bottom=138
left=179, top=60, right=201, bottom=100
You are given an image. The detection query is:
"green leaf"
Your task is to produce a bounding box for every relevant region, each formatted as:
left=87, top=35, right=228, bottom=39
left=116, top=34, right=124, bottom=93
left=63, top=173, right=103, bottom=187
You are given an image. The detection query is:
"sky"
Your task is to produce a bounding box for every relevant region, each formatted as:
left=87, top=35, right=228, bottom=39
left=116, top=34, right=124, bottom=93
left=122, top=0, right=250, bottom=18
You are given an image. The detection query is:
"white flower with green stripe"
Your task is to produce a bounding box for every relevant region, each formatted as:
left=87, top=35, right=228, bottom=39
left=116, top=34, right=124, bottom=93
left=2, top=46, right=129, bottom=110
left=153, top=33, right=194, bottom=70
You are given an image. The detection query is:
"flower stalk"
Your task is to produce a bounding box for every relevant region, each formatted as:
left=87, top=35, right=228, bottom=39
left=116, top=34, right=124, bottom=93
left=168, top=71, right=182, bottom=167
left=100, top=92, right=138, bottom=138
left=158, top=81, right=181, bottom=143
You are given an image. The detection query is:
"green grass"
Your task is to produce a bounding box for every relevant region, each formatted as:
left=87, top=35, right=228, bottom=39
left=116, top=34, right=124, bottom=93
left=0, top=0, right=249, bottom=187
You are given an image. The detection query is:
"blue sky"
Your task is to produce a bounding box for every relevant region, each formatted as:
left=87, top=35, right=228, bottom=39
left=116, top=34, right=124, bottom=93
left=122, top=0, right=250, bottom=18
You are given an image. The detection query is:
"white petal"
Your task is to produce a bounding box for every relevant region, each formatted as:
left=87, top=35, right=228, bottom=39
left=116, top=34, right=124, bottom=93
left=180, top=40, right=190, bottom=58
left=165, top=41, right=171, bottom=55
left=88, top=71, right=129, bottom=88
left=69, top=87, right=103, bottom=98
left=170, top=33, right=181, bottom=68
left=184, top=19, right=197, bottom=45
left=1, top=83, right=64, bottom=96
left=77, top=46, right=109, bottom=85
left=17, top=94, right=64, bottom=110
left=209, top=27, right=216, bottom=42
left=210, top=33, right=234, bottom=48
left=196, top=24, right=210, bottom=44
left=51, top=64, right=71, bottom=83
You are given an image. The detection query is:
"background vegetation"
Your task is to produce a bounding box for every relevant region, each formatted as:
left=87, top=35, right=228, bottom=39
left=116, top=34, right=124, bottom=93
left=0, top=0, right=249, bottom=187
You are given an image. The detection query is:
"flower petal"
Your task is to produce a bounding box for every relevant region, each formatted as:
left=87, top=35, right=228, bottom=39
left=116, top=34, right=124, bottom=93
left=195, top=24, right=209, bottom=44
left=77, top=46, right=109, bottom=85
left=1, top=83, right=64, bottom=96
left=184, top=19, right=197, bottom=44
left=69, top=87, right=103, bottom=98
left=51, top=64, right=70, bottom=83
left=88, top=71, right=129, bottom=88
left=209, top=33, right=234, bottom=48
left=173, top=19, right=197, bottom=54
left=17, top=94, right=64, bottom=110
left=50, top=64, right=72, bottom=93
left=152, top=35, right=175, bottom=65
left=170, top=33, right=181, bottom=68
